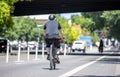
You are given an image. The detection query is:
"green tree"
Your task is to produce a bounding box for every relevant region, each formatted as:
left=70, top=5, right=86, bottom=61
left=56, top=15, right=82, bottom=43
left=4, top=17, right=37, bottom=41
left=92, top=32, right=100, bottom=44
left=81, top=11, right=105, bottom=31
left=102, top=10, right=120, bottom=40
left=56, top=15, right=72, bottom=43
left=71, top=15, right=94, bottom=35
left=0, top=0, right=31, bottom=37
left=0, top=0, right=18, bottom=36
left=71, top=25, right=82, bottom=41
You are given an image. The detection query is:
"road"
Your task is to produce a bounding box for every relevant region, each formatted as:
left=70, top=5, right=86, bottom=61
left=0, top=47, right=120, bottom=77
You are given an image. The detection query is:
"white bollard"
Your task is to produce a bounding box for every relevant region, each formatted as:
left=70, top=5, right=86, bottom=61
left=15, top=41, right=24, bottom=63
left=34, top=42, right=40, bottom=60
left=64, top=44, right=67, bottom=56
left=10, top=44, right=12, bottom=53
left=27, top=46, right=30, bottom=61
left=17, top=41, right=21, bottom=62
left=42, top=43, right=45, bottom=58
left=90, top=45, right=92, bottom=50
left=6, top=40, right=9, bottom=63
left=68, top=47, right=71, bottom=53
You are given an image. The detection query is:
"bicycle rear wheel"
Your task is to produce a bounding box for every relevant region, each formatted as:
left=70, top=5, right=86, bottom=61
left=50, top=44, right=56, bottom=70
left=50, top=60, right=54, bottom=70
left=50, top=59, right=56, bottom=69
left=53, top=60, right=56, bottom=69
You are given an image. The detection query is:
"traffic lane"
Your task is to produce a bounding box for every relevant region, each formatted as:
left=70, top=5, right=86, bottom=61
left=69, top=55, right=120, bottom=77
left=0, top=55, right=102, bottom=77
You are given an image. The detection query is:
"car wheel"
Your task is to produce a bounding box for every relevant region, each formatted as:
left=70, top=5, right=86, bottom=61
left=72, top=50, right=75, bottom=52
left=83, top=49, right=86, bottom=53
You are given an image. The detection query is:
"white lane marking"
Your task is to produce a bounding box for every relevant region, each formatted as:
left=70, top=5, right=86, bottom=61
left=59, top=56, right=106, bottom=77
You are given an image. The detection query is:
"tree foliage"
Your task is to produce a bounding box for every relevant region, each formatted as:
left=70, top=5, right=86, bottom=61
left=56, top=15, right=81, bottom=43
left=0, top=0, right=31, bottom=37
left=71, top=15, right=94, bottom=35
left=4, top=17, right=37, bottom=41
left=0, top=1, right=13, bottom=28
left=102, top=10, right=120, bottom=40
left=71, top=25, right=82, bottom=41
left=0, top=0, right=18, bottom=36
left=81, top=11, right=105, bottom=31
left=56, top=15, right=71, bottom=43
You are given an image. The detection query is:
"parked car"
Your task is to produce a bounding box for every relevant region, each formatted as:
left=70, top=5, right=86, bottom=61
left=38, top=43, right=46, bottom=50
left=0, top=38, right=11, bottom=53
left=11, top=44, right=18, bottom=50
left=71, top=40, right=86, bottom=53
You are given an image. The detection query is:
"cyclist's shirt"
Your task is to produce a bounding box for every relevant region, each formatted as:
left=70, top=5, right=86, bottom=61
left=44, top=20, right=61, bottom=38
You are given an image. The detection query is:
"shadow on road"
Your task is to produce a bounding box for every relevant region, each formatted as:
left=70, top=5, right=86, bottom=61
left=70, top=75, right=120, bottom=77
left=98, top=57, right=120, bottom=64
left=42, top=67, right=60, bottom=70
left=67, top=53, right=120, bottom=56
left=67, top=50, right=120, bottom=56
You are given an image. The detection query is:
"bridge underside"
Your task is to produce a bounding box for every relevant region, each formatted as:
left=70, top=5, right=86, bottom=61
left=13, top=0, right=120, bottom=16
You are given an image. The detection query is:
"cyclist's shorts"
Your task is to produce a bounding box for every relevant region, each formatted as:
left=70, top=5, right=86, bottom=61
left=45, top=38, right=61, bottom=48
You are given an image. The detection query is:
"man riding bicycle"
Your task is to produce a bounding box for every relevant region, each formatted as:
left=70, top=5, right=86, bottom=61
left=98, top=38, right=104, bottom=52
left=43, top=14, right=64, bottom=63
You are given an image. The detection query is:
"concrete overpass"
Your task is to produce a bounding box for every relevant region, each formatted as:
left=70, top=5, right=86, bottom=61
left=13, top=0, right=120, bottom=16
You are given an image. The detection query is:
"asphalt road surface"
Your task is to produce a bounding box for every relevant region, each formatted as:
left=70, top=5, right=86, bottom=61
left=0, top=47, right=120, bottom=77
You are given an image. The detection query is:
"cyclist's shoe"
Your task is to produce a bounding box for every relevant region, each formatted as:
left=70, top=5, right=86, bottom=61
left=55, top=56, right=60, bottom=64
left=47, top=54, right=50, bottom=60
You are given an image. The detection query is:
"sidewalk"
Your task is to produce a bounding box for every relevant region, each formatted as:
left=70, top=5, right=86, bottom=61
left=0, top=52, right=47, bottom=65
left=86, top=46, right=119, bottom=53
left=0, top=46, right=119, bottom=64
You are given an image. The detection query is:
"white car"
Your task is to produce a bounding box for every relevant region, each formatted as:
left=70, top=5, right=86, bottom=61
left=71, top=40, right=86, bottom=52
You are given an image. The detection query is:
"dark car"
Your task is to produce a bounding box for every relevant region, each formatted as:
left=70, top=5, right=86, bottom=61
left=0, top=38, right=7, bottom=53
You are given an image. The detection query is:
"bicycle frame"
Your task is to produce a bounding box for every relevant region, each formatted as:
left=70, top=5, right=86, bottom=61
left=99, top=46, right=103, bottom=53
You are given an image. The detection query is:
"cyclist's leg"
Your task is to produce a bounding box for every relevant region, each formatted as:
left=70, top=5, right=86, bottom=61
left=57, top=49, right=60, bottom=55
left=55, top=39, right=61, bottom=55
left=46, top=47, right=50, bottom=60
left=45, top=39, right=51, bottom=60
left=54, top=42, right=60, bottom=63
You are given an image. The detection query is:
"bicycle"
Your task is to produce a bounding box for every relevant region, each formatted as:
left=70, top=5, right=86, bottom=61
left=48, top=38, right=61, bottom=70
left=98, top=46, right=103, bottom=53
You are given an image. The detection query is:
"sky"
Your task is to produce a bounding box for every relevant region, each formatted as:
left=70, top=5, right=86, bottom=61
left=29, top=12, right=80, bottom=19
left=60, top=12, right=81, bottom=19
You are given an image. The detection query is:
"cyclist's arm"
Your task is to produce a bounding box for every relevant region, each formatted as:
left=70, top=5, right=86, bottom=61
left=44, top=30, right=46, bottom=38
left=59, top=29, right=64, bottom=40
left=43, top=24, right=46, bottom=38
left=58, top=23, right=64, bottom=40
